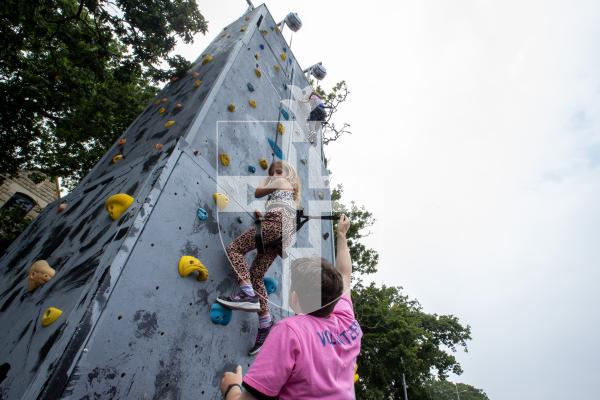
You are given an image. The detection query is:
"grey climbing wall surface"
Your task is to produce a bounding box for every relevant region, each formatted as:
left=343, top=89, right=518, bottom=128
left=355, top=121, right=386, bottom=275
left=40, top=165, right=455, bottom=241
left=0, top=5, right=334, bottom=399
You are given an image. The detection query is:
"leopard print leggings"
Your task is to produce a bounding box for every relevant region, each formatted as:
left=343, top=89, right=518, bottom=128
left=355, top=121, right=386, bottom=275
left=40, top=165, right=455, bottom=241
left=226, top=208, right=296, bottom=315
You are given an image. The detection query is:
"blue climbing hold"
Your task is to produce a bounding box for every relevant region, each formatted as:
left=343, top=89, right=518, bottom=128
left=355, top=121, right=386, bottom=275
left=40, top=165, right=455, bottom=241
left=283, top=83, right=288, bottom=91
left=210, top=303, right=232, bottom=325
left=268, top=138, right=284, bottom=159
left=282, top=47, right=287, bottom=52
left=281, top=109, right=290, bottom=120
left=259, top=44, right=265, bottom=50
left=248, top=165, right=256, bottom=173
left=264, top=277, right=278, bottom=295
left=247, top=82, right=255, bottom=92
left=197, top=208, right=208, bottom=221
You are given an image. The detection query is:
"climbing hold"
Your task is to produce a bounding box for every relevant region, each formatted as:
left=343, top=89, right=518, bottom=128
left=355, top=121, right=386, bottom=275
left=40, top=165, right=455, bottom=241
left=154, top=143, right=163, bottom=151
left=280, top=53, right=287, bottom=61
left=57, top=203, right=67, bottom=213
left=158, top=107, right=166, bottom=115
left=277, top=122, right=285, bottom=135
left=260, top=30, right=268, bottom=36
left=28, top=260, right=55, bottom=292
left=268, top=138, right=284, bottom=159
left=300, top=158, right=307, bottom=165
left=254, top=53, right=259, bottom=60
left=354, top=364, right=359, bottom=383
left=248, top=165, right=256, bottom=173
left=274, top=64, right=281, bottom=73
left=210, top=303, right=232, bottom=326
left=164, top=120, right=175, bottom=129
left=240, top=26, right=246, bottom=32
left=259, top=44, right=265, bottom=50
left=197, top=208, right=208, bottom=221
left=263, top=277, right=278, bottom=295
left=254, top=68, right=262, bottom=78
left=318, top=191, right=324, bottom=200
left=193, top=150, right=199, bottom=156
left=281, top=109, right=290, bottom=120
left=323, top=232, right=330, bottom=240
left=247, top=83, right=255, bottom=92
left=105, top=193, right=134, bottom=220
left=237, top=217, right=243, bottom=223
left=248, top=99, right=256, bottom=108
left=213, top=192, right=229, bottom=210
left=118, top=138, right=126, bottom=146
left=178, top=256, right=209, bottom=281
left=244, top=16, right=250, bottom=21
left=220, top=152, right=230, bottom=166
left=154, top=99, right=161, bottom=105
left=201, top=54, right=213, bottom=65
left=259, top=158, right=268, bottom=170
left=194, top=79, right=202, bottom=88
left=191, top=71, right=200, bottom=78
left=112, top=154, right=124, bottom=164
left=227, top=103, right=235, bottom=112
left=283, top=83, right=288, bottom=90
left=170, top=76, right=179, bottom=83
left=42, top=307, right=63, bottom=327
left=161, top=98, right=168, bottom=103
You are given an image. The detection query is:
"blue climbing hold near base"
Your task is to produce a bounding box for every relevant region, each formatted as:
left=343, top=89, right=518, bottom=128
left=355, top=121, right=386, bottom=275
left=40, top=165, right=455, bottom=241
left=263, top=277, right=278, bottom=295
left=268, top=138, right=283, bottom=159
left=248, top=165, right=256, bottom=173
left=197, top=208, right=208, bottom=221
left=210, top=303, right=232, bottom=325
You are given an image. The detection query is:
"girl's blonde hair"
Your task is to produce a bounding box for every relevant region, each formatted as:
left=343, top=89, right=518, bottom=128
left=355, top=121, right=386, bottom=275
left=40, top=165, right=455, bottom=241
left=269, top=160, right=302, bottom=206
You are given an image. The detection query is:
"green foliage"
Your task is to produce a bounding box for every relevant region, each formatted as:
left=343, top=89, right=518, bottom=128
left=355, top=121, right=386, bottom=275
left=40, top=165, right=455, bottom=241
left=0, top=0, right=206, bottom=185
left=332, top=185, right=379, bottom=276
left=353, top=283, right=472, bottom=400
left=310, top=79, right=352, bottom=144
left=0, top=207, right=32, bottom=254
left=424, top=380, right=489, bottom=400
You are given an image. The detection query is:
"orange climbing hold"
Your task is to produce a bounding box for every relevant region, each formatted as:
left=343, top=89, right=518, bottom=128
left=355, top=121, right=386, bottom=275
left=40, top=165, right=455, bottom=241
left=277, top=122, right=285, bottom=135
left=57, top=203, right=67, bottom=213
left=28, top=260, right=55, bottom=292
left=164, top=120, right=175, bottom=129
left=105, top=193, right=134, bottom=220
left=178, top=256, right=209, bottom=281
left=259, top=158, right=269, bottom=170
left=194, top=79, right=202, bottom=88
left=248, top=99, right=257, bottom=108
left=202, top=54, right=213, bottom=65
left=154, top=143, right=164, bottom=151
left=118, top=138, right=126, bottom=146
left=161, top=98, right=168, bottom=103
left=158, top=107, right=166, bottom=115
left=112, top=154, right=124, bottom=164
left=220, top=153, right=230, bottom=166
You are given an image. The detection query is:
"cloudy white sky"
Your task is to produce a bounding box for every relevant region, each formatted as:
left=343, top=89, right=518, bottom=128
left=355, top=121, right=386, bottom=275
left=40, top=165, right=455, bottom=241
left=176, top=1, right=600, bottom=398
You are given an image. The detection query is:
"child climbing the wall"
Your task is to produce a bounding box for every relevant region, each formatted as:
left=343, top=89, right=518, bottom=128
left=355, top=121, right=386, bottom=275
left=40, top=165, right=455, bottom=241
left=217, top=160, right=301, bottom=355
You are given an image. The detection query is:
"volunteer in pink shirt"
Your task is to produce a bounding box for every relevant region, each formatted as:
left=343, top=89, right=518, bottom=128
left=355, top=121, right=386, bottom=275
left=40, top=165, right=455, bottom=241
left=220, top=214, right=361, bottom=400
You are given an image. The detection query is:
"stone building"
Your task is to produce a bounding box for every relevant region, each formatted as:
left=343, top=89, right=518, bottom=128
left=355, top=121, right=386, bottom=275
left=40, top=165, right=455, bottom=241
left=0, top=172, right=60, bottom=218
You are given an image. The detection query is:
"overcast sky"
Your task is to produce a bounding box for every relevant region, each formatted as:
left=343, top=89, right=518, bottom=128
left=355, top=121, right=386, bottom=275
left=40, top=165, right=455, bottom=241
left=175, top=1, right=600, bottom=398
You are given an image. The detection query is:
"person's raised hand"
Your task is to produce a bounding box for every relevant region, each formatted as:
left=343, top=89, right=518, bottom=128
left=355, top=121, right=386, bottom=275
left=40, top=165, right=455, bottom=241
left=336, top=214, right=350, bottom=238
left=220, top=365, right=243, bottom=397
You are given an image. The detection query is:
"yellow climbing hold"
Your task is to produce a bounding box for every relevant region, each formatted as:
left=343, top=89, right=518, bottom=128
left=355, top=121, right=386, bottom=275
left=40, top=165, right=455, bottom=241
left=202, top=54, right=213, bottom=65
left=158, top=107, right=166, bottom=115
left=277, top=122, right=285, bottom=135
left=354, top=364, right=359, bottom=383
left=255, top=53, right=259, bottom=60
left=213, top=192, right=229, bottom=210
left=178, top=256, right=209, bottom=281
left=175, top=102, right=183, bottom=110
left=105, top=193, right=134, bottom=221
left=260, top=30, right=268, bottom=36
left=240, top=26, right=246, bottom=32
left=42, top=307, right=63, bottom=327
left=227, top=103, right=235, bottom=112
left=220, top=153, right=230, bottom=166
left=194, top=79, right=202, bottom=88
left=259, top=158, right=269, bottom=170
left=274, top=65, right=281, bottom=73
left=248, top=99, right=256, bottom=108
left=280, top=53, right=287, bottom=61
left=164, top=120, right=175, bottom=129
left=254, top=68, right=262, bottom=78
left=112, top=154, right=124, bottom=164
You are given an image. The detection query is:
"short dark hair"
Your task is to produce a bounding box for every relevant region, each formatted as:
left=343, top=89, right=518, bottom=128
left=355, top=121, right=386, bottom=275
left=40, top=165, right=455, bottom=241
left=291, top=257, right=344, bottom=318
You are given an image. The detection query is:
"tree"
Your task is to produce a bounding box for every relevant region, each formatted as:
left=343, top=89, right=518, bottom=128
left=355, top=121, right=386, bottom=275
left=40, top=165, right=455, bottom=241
left=311, top=80, right=352, bottom=145
left=424, top=380, right=490, bottom=400
left=0, top=0, right=207, bottom=186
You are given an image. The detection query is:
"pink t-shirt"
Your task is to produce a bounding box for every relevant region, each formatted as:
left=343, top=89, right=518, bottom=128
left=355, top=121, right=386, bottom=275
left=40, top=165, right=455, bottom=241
left=243, top=293, right=362, bottom=399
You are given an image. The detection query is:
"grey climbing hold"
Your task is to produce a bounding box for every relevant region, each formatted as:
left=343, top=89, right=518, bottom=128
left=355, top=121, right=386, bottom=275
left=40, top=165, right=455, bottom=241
left=237, top=217, right=243, bottom=224
left=318, top=192, right=324, bottom=200
left=247, top=82, right=255, bottom=92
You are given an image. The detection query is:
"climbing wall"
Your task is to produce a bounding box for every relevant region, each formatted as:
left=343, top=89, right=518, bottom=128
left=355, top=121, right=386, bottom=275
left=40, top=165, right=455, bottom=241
left=0, top=4, right=334, bottom=400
